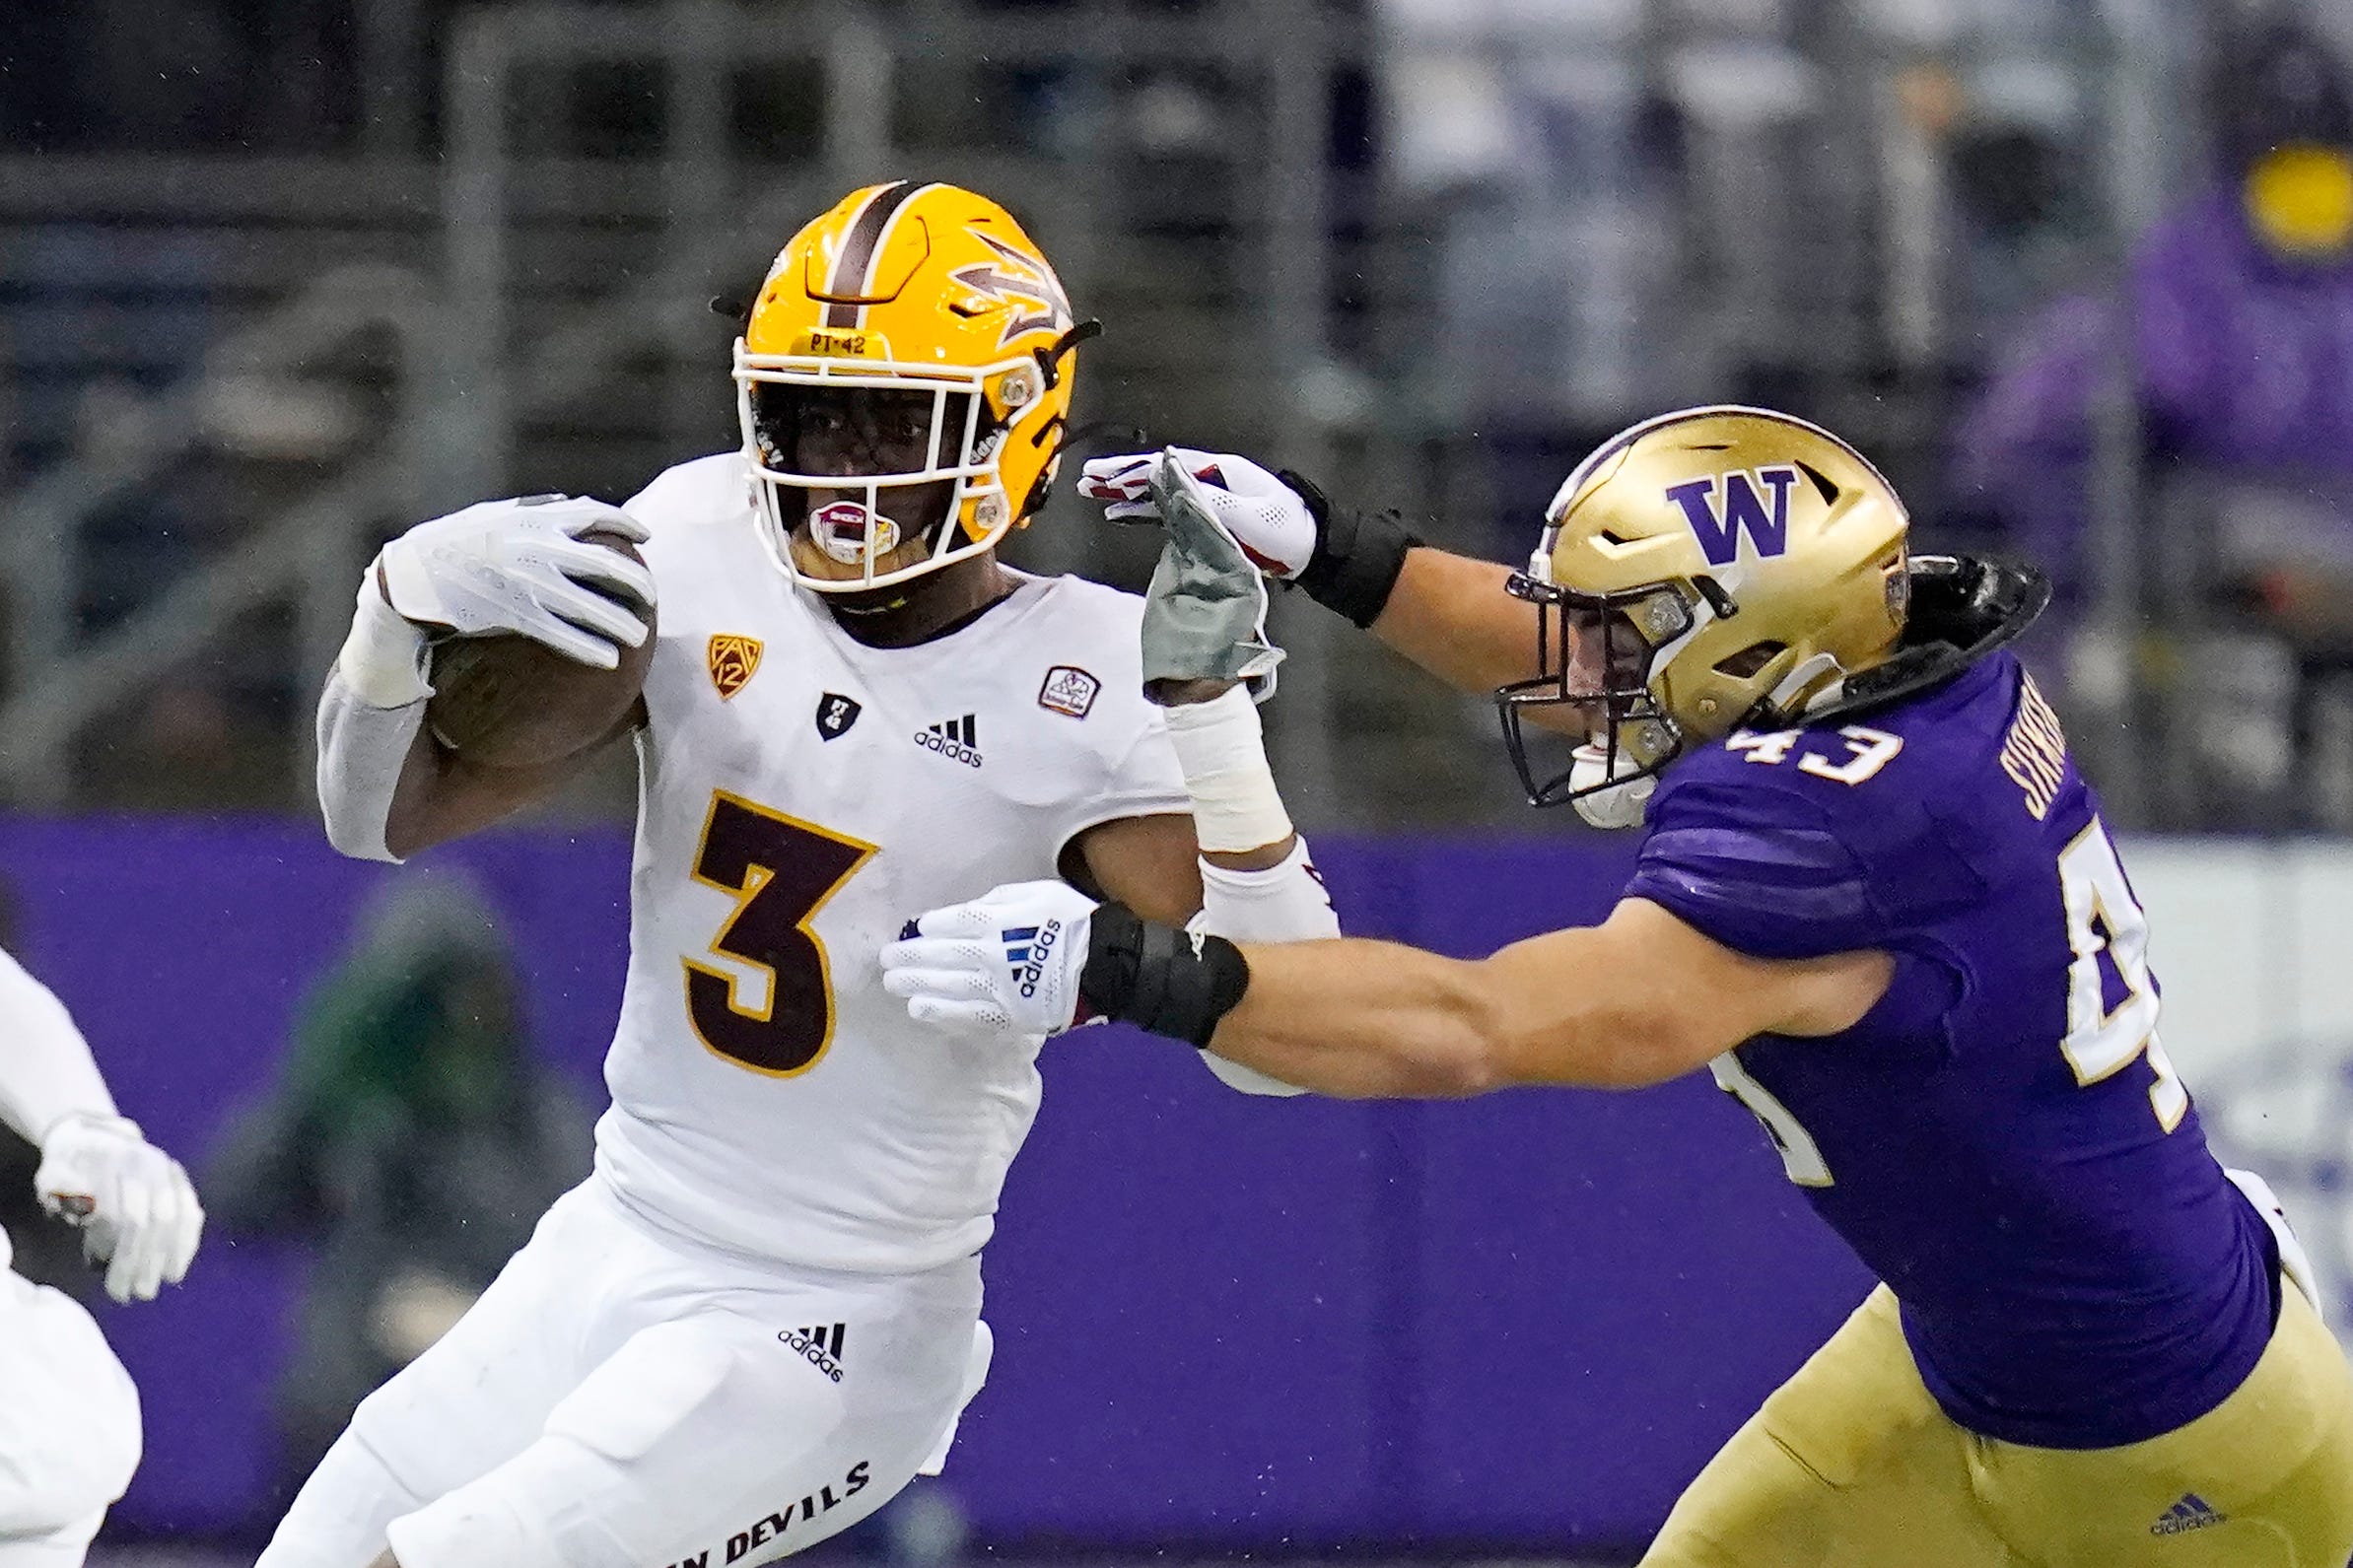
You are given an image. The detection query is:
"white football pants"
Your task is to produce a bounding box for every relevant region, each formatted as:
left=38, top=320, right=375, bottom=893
left=0, top=1262, right=141, bottom=1568
left=256, top=1178, right=991, bottom=1568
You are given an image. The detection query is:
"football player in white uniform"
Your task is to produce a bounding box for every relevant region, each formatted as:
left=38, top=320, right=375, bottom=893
left=0, top=947, right=203, bottom=1568
left=287, top=181, right=1337, bottom=1568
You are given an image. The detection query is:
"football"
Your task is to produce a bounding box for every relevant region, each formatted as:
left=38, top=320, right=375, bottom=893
left=424, top=528, right=656, bottom=770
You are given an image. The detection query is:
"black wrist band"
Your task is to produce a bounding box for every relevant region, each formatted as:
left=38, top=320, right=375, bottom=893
left=1277, top=468, right=1421, bottom=630
left=1080, top=903, right=1252, bottom=1050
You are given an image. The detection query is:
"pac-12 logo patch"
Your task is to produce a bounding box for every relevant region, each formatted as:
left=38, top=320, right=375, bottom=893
left=708, top=634, right=763, bottom=700
left=1038, top=664, right=1100, bottom=718
left=815, top=692, right=863, bottom=740
left=1665, top=466, right=1801, bottom=567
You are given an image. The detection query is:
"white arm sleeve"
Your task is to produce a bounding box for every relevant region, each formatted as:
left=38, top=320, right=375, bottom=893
left=316, top=574, right=433, bottom=863
left=1189, top=838, right=1338, bottom=1097
left=1157, top=688, right=1331, bottom=1097
left=0, top=947, right=118, bottom=1145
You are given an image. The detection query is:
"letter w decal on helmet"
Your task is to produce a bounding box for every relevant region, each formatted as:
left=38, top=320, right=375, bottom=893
left=1665, top=468, right=1803, bottom=567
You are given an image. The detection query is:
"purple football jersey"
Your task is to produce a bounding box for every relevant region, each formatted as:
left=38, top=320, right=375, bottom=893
left=1625, top=648, right=2276, bottom=1449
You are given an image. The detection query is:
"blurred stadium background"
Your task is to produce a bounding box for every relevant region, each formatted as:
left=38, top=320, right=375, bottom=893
left=6, top=0, right=2353, bottom=1562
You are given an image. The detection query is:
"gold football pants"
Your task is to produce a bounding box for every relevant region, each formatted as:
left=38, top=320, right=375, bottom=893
left=1641, top=1283, right=2353, bottom=1567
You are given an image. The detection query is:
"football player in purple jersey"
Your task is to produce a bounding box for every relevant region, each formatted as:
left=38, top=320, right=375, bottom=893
left=885, top=408, right=2353, bottom=1566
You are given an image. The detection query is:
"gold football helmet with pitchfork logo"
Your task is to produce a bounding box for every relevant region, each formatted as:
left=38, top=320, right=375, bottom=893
left=732, top=181, right=1096, bottom=594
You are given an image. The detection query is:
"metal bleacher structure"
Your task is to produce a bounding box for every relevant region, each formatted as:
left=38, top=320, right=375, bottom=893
left=0, top=0, right=2191, bottom=829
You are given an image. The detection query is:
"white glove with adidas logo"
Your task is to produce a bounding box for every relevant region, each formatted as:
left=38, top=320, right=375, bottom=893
left=881, top=881, right=1100, bottom=1046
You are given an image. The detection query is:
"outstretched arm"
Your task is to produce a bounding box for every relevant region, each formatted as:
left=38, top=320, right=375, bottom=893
left=0, top=947, right=118, bottom=1144
left=1368, top=548, right=1542, bottom=698
left=1080, top=449, right=1540, bottom=700
left=884, top=892, right=1889, bottom=1101
left=1204, top=900, right=1890, bottom=1098
left=1074, top=453, right=1340, bottom=1094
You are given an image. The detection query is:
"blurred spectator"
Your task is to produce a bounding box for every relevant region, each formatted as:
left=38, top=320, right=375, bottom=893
left=207, top=872, right=590, bottom=1502
left=1381, top=0, right=1792, bottom=551
left=1951, top=18, right=2353, bottom=627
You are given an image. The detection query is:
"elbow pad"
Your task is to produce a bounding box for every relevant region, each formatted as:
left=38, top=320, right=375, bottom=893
left=1195, top=837, right=1338, bottom=943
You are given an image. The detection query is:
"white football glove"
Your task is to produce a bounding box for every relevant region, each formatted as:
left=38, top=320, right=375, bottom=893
left=377, top=494, right=656, bottom=671
left=1079, top=448, right=1321, bottom=579
left=881, top=881, right=1100, bottom=1047
left=35, top=1112, right=204, bottom=1304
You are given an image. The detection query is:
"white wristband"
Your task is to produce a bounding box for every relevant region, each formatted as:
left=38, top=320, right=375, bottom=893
left=337, top=570, right=433, bottom=710
left=1163, top=685, right=1294, bottom=853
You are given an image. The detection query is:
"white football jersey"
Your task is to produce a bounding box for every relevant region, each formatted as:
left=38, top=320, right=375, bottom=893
left=593, top=454, right=1190, bottom=1271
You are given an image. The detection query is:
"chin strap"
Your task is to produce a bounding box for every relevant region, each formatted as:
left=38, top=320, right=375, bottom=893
left=1765, top=651, right=1847, bottom=719
left=1015, top=322, right=1108, bottom=520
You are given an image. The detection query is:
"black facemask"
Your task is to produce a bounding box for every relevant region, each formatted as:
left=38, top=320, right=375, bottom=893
left=1494, top=574, right=1692, bottom=809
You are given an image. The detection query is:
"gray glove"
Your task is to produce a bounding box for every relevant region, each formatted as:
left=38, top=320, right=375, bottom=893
left=1141, top=449, right=1285, bottom=702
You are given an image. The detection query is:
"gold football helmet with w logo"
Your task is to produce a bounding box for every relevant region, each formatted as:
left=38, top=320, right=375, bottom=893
left=733, top=181, right=1088, bottom=593
left=1499, top=405, right=2042, bottom=825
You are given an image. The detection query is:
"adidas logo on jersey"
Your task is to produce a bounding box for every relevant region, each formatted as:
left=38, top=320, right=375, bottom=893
left=916, top=714, right=983, bottom=767
left=2148, top=1493, right=2226, bottom=1535
left=1003, top=920, right=1065, bottom=998
left=779, top=1323, right=847, bottom=1383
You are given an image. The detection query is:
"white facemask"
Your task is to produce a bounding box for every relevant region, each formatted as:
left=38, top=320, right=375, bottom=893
left=1568, top=742, right=1656, bottom=830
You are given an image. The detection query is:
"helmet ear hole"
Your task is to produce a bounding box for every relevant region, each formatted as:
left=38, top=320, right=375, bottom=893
left=1715, top=641, right=1786, bottom=678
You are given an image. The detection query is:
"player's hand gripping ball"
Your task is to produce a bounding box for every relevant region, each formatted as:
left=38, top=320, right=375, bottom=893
left=882, top=881, right=1101, bottom=1048
left=35, top=1112, right=204, bottom=1304
left=383, top=495, right=658, bottom=769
